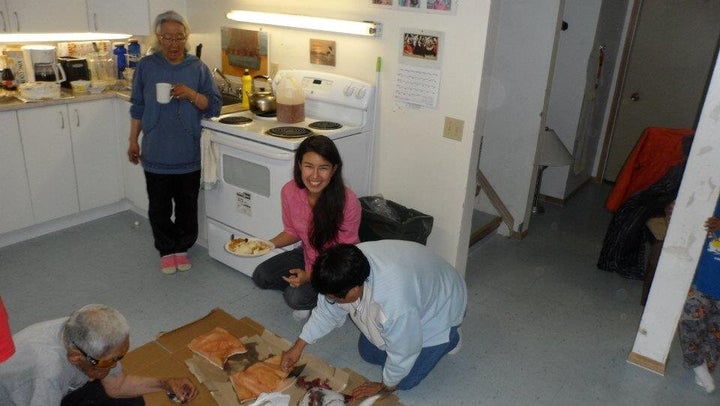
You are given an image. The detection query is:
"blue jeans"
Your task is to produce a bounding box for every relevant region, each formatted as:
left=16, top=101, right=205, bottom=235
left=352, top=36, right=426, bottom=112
left=357, top=326, right=459, bottom=390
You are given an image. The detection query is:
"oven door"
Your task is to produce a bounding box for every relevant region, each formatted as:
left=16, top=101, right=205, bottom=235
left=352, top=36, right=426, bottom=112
left=205, top=133, right=294, bottom=238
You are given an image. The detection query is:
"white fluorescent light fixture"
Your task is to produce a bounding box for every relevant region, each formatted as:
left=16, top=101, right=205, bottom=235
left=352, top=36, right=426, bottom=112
left=227, top=10, right=381, bottom=37
left=0, top=32, right=131, bottom=43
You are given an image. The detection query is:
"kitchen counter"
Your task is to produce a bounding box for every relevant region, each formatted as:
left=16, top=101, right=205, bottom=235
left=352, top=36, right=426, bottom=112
left=0, top=88, right=131, bottom=112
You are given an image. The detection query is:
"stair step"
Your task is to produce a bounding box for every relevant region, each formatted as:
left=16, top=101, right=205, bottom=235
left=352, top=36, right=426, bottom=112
left=470, top=210, right=502, bottom=246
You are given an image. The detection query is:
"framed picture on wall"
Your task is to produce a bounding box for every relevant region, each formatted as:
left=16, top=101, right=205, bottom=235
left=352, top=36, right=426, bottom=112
left=220, top=27, right=269, bottom=77
left=370, top=0, right=393, bottom=6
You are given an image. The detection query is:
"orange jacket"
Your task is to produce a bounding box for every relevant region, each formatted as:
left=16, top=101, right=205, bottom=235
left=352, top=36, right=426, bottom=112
left=606, top=127, right=694, bottom=212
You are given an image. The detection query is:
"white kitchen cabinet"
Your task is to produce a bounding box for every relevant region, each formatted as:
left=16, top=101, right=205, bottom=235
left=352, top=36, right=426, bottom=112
left=86, top=0, right=150, bottom=36
left=70, top=99, right=123, bottom=211
left=3, top=0, right=88, bottom=33
left=0, top=110, right=34, bottom=233
left=115, top=99, right=148, bottom=211
left=18, top=105, right=79, bottom=223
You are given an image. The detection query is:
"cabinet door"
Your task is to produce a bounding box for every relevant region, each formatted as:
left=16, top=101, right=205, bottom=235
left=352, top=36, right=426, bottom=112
left=86, top=0, right=150, bottom=35
left=6, top=0, right=88, bottom=32
left=18, top=105, right=79, bottom=223
left=0, top=111, right=34, bottom=233
left=71, top=99, right=123, bottom=211
left=0, top=0, right=10, bottom=33
left=114, top=99, right=148, bottom=211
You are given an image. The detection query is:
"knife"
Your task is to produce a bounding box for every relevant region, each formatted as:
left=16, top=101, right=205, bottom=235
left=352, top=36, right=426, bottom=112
left=287, top=363, right=306, bottom=378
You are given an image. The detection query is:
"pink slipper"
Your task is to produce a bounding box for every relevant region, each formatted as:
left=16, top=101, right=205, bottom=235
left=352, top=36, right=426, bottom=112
left=160, top=255, right=177, bottom=275
left=174, top=253, right=192, bottom=272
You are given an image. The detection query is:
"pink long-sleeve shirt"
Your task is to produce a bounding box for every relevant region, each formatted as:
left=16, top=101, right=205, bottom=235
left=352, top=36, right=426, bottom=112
left=281, top=181, right=361, bottom=275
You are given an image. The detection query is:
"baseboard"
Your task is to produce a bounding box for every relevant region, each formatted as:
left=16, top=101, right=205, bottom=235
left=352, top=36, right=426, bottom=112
left=627, top=351, right=666, bottom=376
left=0, top=201, right=128, bottom=249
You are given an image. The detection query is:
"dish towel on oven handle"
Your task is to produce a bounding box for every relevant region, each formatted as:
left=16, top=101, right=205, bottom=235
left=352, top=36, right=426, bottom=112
left=201, top=129, right=219, bottom=190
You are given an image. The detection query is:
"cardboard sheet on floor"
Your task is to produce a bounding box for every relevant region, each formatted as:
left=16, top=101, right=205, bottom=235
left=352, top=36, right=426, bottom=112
left=122, top=308, right=400, bottom=405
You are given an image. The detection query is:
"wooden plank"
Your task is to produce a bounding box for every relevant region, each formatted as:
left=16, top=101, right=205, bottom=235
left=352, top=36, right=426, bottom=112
left=627, top=351, right=666, bottom=375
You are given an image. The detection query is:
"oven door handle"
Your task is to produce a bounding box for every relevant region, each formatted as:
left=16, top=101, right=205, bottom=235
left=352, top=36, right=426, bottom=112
left=209, top=132, right=295, bottom=161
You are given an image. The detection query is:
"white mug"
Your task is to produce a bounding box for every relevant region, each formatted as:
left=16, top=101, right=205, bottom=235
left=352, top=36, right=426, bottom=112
left=156, top=82, right=172, bottom=104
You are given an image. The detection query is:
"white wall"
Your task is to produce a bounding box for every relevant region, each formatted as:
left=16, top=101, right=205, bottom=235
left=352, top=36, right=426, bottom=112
left=541, top=0, right=602, bottom=199
left=475, top=0, right=562, bottom=234
left=630, top=51, right=720, bottom=370
left=183, top=0, right=492, bottom=273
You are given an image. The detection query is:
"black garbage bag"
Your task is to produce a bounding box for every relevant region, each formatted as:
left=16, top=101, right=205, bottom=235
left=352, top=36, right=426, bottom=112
left=359, top=196, right=433, bottom=245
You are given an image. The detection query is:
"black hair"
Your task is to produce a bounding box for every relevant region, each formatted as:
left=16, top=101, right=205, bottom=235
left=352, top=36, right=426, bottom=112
left=293, top=135, right=346, bottom=251
left=312, top=244, right=370, bottom=297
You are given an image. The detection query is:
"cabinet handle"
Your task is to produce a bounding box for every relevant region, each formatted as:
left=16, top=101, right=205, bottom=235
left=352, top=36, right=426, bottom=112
left=0, top=12, right=6, bottom=32
left=93, top=13, right=98, bottom=31
left=74, top=109, right=80, bottom=127
left=59, top=112, right=64, bottom=129
left=13, top=12, right=19, bottom=32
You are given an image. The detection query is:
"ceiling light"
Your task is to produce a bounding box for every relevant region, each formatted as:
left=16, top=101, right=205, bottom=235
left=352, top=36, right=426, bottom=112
left=226, top=10, right=382, bottom=37
left=0, top=33, right=131, bottom=43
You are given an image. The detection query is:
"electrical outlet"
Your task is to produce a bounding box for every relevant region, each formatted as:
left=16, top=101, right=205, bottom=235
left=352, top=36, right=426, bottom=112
left=270, top=63, right=279, bottom=78
left=443, top=117, right=464, bottom=141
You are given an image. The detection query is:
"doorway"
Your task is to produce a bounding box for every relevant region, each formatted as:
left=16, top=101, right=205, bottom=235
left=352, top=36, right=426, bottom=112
left=601, top=0, right=720, bottom=182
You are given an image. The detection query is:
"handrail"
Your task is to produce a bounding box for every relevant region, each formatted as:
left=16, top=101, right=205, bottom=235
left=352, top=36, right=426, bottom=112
left=476, top=170, right=514, bottom=231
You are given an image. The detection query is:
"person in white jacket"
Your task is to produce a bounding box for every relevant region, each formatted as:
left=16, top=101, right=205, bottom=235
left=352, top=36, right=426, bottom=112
left=281, top=240, right=467, bottom=399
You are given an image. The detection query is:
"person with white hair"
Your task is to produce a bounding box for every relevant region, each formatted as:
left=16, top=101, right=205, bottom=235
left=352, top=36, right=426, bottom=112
left=0, top=304, right=197, bottom=405
left=128, top=10, right=222, bottom=274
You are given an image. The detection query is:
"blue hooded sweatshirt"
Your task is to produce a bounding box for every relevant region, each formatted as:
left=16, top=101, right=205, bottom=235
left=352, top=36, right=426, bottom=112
left=129, top=52, right=221, bottom=174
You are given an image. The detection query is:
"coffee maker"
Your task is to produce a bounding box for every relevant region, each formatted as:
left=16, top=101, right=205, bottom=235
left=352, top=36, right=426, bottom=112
left=21, top=45, right=66, bottom=83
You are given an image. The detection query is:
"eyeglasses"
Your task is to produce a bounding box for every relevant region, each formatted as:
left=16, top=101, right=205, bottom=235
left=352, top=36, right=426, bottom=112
left=325, top=295, right=338, bottom=305
left=159, top=34, right=187, bottom=44
left=72, top=341, right=125, bottom=368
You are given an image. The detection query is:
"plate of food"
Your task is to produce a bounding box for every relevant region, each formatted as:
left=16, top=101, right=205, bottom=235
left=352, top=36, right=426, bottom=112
left=225, top=237, right=274, bottom=257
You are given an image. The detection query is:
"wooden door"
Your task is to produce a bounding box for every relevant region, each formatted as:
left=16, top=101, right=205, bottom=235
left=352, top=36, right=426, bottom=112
left=603, top=0, right=720, bottom=181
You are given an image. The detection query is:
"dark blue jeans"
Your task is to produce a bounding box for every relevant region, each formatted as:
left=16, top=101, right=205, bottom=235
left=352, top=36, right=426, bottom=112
left=357, top=326, right=459, bottom=390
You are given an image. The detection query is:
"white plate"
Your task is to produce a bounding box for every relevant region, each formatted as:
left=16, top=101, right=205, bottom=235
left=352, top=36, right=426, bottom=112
left=224, top=238, right=274, bottom=257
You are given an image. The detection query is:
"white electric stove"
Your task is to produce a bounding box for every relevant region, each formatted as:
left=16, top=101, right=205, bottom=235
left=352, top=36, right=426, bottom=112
left=203, top=70, right=375, bottom=276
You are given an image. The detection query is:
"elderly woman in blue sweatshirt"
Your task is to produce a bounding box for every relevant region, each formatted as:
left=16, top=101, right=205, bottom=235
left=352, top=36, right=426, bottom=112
left=281, top=241, right=467, bottom=399
left=128, top=10, right=221, bottom=274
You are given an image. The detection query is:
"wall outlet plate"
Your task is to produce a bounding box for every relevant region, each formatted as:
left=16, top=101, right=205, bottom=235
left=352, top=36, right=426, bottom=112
left=443, top=117, right=464, bottom=141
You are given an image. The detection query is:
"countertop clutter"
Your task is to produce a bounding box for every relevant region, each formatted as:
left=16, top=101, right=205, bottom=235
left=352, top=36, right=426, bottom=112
left=0, top=87, right=130, bottom=112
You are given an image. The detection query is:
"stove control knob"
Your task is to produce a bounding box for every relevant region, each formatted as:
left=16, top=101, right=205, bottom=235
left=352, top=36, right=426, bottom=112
left=343, top=85, right=355, bottom=97
left=355, top=87, right=367, bottom=99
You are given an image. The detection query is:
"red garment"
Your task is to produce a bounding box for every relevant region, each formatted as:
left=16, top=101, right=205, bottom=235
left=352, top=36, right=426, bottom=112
left=0, top=296, right=14, bottom=362
left=606, top=127, right=694, bottom=212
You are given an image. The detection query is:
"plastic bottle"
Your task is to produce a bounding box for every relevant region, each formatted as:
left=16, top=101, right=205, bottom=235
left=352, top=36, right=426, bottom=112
left=127, top=39, right=141, bottom=68
left=241, top=69, right=252, bottom=110
left=275, top=73, right=305, bottom=123
left=112, top=42, right=127, bottom=79
left=1, top=56, right=16, bottom=90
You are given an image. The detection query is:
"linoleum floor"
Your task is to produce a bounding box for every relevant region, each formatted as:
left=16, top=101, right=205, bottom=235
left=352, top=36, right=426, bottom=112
left=1, top=183, right=717, bottom=405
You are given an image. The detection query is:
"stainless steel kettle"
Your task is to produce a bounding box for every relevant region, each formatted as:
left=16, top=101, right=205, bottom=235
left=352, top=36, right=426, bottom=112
left=245, top=75, right=276, bottom=115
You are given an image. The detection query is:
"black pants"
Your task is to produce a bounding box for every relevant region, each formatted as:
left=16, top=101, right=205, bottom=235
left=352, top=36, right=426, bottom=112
left=252, top=248, right=318, bottom=310
left=144, top=170, right=201, bottom=256
left=61, top=380, right=144, bottom=406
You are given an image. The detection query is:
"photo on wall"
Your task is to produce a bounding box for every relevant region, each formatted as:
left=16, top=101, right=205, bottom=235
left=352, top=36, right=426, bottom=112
left=371, top=0, right=456, bottom=13
left=310, top=39, right=336, bottom=67
left=220, top=27, right=269, bottom=77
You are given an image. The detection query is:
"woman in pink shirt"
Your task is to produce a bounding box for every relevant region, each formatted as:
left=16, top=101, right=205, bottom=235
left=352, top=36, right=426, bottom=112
left=253, top=136, right=361, bottom=320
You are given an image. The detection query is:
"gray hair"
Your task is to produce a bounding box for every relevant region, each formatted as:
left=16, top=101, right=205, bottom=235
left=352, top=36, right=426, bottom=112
left=151, top=10, right=190, bottom=53
left=62, top=304, right=129, bottom=357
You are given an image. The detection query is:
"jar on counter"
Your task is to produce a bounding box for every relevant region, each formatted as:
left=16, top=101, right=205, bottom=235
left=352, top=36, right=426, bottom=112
left=113, top=42, right=127, bottom=80
left=128, top=39, right=141, bottom=68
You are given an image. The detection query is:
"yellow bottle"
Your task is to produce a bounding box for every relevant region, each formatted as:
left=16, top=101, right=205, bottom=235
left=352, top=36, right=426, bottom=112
left=241, top=69, right=252, bottom=110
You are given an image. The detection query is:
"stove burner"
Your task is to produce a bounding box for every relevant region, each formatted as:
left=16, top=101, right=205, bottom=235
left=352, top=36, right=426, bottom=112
left=255, top=111, right=277, bottom=118
left=266, top=126, right=314, bottom=138
left=309, top=121, right=342, bottom=130
left=218, top=116, right=252, bottom=125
